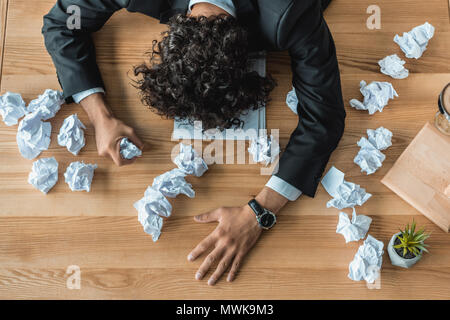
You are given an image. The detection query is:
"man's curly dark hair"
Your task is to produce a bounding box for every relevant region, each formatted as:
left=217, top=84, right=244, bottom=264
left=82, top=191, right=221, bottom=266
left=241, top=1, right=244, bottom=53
left=133, top=14, right=276, bottom=130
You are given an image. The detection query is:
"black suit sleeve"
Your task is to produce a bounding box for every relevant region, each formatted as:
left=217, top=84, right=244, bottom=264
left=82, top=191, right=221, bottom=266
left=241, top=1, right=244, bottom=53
left=274, top=3, right=346, bottom=197
left=42, top=0, right=129, bottom=102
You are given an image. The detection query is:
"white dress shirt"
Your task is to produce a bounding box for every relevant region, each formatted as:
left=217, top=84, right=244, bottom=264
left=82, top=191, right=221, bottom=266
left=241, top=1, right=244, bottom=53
left=73, top=0, right=302, bottom=201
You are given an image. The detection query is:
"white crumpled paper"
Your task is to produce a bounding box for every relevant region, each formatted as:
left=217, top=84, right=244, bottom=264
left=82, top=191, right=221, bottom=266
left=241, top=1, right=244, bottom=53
left=349, top=80, right=398, bottom=114
left=16, top=112, right=51, bottom=159
left=134, top=186, right=172, bottom=242
left=378, top=54, right=409, bottom=79
left=0, top=92, right=27, bottom=126
left=27, top=89, right=64, bottom=120
left=354, top=127, right=393, bottom=175
left=57, top=114, right=86, bottom=155
left=64, top=161, right=97, bottom=192
left=135, top=186, right=172, bottom=218
left=120, top=138, right=142, bottom=160
left=285, top=87, right=298, bottom=115
left=134, top=144, right=208, bottom=242
left=27, top=157, right=59, bottom=194
left=138, top=209, right=163, bottom=242
left=136, top=144, right=209, bottom=241
left=173, top=143, right=208, bottom=177
left=336, top=208, right=372, bottom=243
left=367, top=127, right=392, bottom=151
left=394, top=22, right=435, bottom=59
left=321, top=166, right=372, bottom=210
left=348, top=235, right=384, bottom=284
left=354, top=138, right=386, bottom=175
left=248, top=134, right=280, bottom=166
left=152, top=168, right=195, bottom=198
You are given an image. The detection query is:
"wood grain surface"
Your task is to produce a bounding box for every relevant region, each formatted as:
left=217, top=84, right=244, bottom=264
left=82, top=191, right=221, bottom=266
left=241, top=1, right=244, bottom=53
left=0, top=0, right=449, bottom=299
left=382, top=123, right=450, bottom=232
left=0, top=0, right=8, bottom=89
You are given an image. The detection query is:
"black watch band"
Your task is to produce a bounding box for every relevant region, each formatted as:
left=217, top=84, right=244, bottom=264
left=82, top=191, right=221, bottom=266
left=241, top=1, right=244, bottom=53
left=248, top=199, right=264, bottom=216
left=248, top=199, right=277, bottom=230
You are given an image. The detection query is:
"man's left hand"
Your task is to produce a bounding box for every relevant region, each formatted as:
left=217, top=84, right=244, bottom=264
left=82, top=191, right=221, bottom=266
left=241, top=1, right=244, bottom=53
left=187, top=205, right=262, bottom=286
left=187, top=187, right=289, bottom=286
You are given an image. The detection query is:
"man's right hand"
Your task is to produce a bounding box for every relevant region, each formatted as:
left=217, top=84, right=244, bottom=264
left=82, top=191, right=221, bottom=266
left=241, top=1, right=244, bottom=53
left=80, top=93, right=144, bottom=166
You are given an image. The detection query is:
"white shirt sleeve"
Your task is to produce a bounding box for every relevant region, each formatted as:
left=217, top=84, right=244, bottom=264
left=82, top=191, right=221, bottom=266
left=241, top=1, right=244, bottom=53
left=72, top=87, right=105, bottom=104
left=265, top=175, right=302, bottom=201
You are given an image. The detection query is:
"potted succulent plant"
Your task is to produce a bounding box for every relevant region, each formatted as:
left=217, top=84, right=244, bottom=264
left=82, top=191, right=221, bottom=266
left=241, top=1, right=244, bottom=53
left=388, top=221, right=430, bottom=268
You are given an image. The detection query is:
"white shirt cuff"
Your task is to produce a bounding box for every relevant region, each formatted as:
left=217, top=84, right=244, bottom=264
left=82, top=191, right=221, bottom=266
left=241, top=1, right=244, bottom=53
left=72, top=87, right=105, bottom=104
left=265, top=176, right=302, bottom=201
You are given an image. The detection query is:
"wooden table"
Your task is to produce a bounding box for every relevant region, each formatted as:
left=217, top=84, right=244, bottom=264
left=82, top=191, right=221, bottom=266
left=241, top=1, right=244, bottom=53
left=0, top=0, right=449, bottom=299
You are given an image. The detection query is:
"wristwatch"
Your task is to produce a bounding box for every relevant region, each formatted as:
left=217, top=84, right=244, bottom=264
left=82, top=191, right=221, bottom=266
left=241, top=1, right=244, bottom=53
left=247, top=199, right=277, bottom=230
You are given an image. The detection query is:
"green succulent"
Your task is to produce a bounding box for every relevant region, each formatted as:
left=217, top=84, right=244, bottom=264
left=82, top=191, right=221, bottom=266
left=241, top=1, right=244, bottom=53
left=393, top=221, right=430, bottom=258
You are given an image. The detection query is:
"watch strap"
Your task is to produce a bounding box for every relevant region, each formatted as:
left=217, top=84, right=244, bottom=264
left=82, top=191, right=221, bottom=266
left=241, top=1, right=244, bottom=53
left=248, top=199, right=264, bottom=216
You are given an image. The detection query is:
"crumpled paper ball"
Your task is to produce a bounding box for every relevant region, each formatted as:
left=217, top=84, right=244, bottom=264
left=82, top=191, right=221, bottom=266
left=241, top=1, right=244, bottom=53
left=321, top=166, right=372, bottom=210
left=119, top=137, right=142, bottom=160
left=348, top=235, right=384, bottom=284
left=152, top=168, right=195, bottom=198
left=27, top=89, right=64, bottom=120
left=16, top=112, right=51, bottom=159
left=354, top=127, right=393, bottom=175
left=28, top=157, right=59, bottom=194
left=0, top=92, right=27, bottom=126
left=64, top=161, right=97, bottom=192
left=173, top=143, right=208, bottom=177
left=57, top=114, right=86, bottom=156
left=336, top=208, right=372, bottom=243
left=134, top=186, right=172, bottom=242
left=394, top=22, right=434, bottom=59
left=248, top=134, right=280, bottom=166
left=349, top=80, right=398, bottom=114
left=285, top=87, right=298, bottom=114
left=378, top=54, right=409, bottom=79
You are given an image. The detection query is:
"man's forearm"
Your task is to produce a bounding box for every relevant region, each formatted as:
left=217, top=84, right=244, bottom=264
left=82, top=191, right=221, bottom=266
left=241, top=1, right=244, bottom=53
left=80, top=93, right=113, bottom=127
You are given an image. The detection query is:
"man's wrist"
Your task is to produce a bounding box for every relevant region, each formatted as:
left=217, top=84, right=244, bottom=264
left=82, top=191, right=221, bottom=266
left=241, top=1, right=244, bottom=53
left=254, top=186, right=288, bottom=214
left=242, top=204, right=260, bottom=228
left=80, top=93, right=113, bottom=127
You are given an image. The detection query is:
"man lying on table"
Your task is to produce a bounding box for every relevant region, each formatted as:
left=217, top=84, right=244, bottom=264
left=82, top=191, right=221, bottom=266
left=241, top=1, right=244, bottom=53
left=42, top=0, right=345, bottom=285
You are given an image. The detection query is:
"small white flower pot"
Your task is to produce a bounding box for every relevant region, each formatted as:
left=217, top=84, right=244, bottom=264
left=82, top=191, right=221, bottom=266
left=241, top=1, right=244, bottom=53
left=388, top=232, right=422, bottom=268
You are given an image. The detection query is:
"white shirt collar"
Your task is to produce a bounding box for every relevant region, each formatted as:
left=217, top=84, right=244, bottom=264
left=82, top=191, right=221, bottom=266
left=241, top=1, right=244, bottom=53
left=188, top=0, right=236, bottom=17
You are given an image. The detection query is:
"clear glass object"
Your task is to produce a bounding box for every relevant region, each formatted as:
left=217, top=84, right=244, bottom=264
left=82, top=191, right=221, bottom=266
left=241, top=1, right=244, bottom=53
left=435, top=83, right=450, bottom=135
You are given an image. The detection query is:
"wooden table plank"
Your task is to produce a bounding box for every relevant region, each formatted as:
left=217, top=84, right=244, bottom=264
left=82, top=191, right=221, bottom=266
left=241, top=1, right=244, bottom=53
left=1, top=266, right=449, bottom=300
left=0, top=0, right=8, bottom=88
left=0, top=215, right=448, bottom=299
left=1, top=215, right=449, bottom=269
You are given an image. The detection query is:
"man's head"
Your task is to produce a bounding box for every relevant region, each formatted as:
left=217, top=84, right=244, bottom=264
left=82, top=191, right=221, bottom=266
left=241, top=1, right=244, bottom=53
left=134, top=13, right=275, bottom=130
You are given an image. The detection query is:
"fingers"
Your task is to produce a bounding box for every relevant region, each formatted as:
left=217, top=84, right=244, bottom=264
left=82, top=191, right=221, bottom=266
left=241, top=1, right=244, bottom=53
left=227, top=253, right=244, bottom=282
left=109, top=148, right=124, bottom=166
left=94, top=115, right=143, bottom=166
left=126, top=129, right=145, bottom=150
left=208, top=252, right=235, bottom=286
left=109, top=139, right=135, bottom=166
left=194, top=209, right=220, bottom=223
left=187, top=233, right=216, bottom=262
left=113, top=129, right=144, bottom=165
left=195, top=246, right=225, bottom=281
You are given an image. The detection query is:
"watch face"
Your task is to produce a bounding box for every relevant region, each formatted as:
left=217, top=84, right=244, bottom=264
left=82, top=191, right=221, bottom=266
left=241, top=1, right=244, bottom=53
left=259, top=212, right=275, bottom=228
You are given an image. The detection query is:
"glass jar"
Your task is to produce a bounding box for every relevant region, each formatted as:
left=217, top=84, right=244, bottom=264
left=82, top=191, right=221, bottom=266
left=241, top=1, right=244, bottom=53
left=435, top=83, right=450, bottom=135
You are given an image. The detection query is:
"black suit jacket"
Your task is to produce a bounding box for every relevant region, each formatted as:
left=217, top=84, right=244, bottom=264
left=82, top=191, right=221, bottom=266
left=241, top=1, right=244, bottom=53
left=42, top=0, right=346, bottom=197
